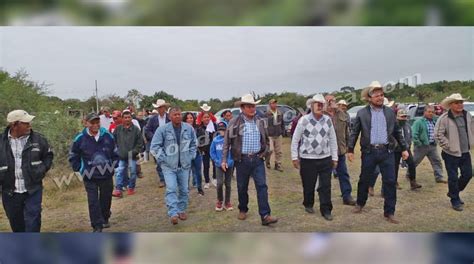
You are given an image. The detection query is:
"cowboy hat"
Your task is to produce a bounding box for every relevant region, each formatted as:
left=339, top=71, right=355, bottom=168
left=383, top=98, right=395, bottom=107
left=336, top=99, right=348, bottom=106
left=440, top=93, right=469, bottom=109
left=152, top=99, right=170, bottom=108
left=234, top=94, right=262, bottom=107
left=200, top=103, right=212, bottom=112
left=306, top=94, right=326, bottom=106
left=361, top=81, right=384, bottom=101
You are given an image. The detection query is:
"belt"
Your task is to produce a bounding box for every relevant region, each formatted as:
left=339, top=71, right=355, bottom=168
left=241, top=153, right=259, bottom=158
left=370, top=144, right=388, bottom=150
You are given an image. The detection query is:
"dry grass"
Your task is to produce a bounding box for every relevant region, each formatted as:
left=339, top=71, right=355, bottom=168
left=0, top=138, right=472, bottom=232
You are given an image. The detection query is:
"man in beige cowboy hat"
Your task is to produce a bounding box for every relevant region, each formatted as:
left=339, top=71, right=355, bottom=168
left=144, top=99, right=170, bottom=187
left=323, top=94, right=356, bottom=206
left=348, top=81, right=409, bottom=224
left=435, top=93, right=473, bottom=211
left=222, top=94, right=278, bottom=226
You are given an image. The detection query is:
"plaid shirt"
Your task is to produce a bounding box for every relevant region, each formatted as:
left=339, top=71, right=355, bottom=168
left=8, top=130, right=29, bottom=193
left=370, top=106, right=388, bottom=145
left=426, top=119, right=435, bottom=143
left=242, top=117, right=261, bottom=154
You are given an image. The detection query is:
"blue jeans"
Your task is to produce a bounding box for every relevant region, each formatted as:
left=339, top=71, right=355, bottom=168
left=235, top=156, right=271, bottom=220
left=156, top=162, right=165, bottom=183
left=2, top=189, right=43, bottom=232
left=357, top=148, right=397, bottom=216
left=191, top=152, right=203, bottom=189
left=336, top=154, right=353, bottom=201
left=163, top=167, right=190, bottom=217
left=442, top=152, right=472, bottom=206
left=115, top=159, right=137, bottom=190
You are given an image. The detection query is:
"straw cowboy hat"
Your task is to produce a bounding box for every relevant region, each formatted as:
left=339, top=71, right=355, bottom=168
left=234, top=94, right=262, bottom=107
left=441, top=93, right=469, bottom=109
left=306, top=94, right=326, bottom=106
left=336, top=99, right=348, bottom=106
left=361, top=81, right=384, bottom=101
left=152, top=99, right=170, bottom=108
left=200, top=103, right=212, bottom=112
left=384, top=97, right=395, bottom=107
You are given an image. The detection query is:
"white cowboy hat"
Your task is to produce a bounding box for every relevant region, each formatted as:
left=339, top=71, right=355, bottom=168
left=361, top=81, right=384, bottom=101
left=200, top=103, right=212, bottom=112
left=152, top=99, right=170, bottom=108
left=383, top=97, right=395, bottom=107
left=7, top=110, right=35, bottom=123
left=307, top=94, right=326, bottom=106
left=336, top=99, right=348, bottom=106
left=234, top=94, right=262, bottom=107
left=441, top=93, right=469, bottom=109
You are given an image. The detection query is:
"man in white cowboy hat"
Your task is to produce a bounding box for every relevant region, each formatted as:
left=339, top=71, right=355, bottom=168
left=144, top=99, right=170, bottom=187
left=291, top=94, right=339, bottom=220
left=221, top=94, right=278, bottom=226
left=348, top=81, right=409, bottom=224
left=1, top=110, right=54, bottom=232
left=435, top=93, right=474, bottom=211
left=325, top=95, right=356, bottom=206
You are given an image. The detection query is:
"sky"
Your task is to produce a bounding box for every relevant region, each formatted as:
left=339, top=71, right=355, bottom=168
left=0, top=27, right=472, bottom=101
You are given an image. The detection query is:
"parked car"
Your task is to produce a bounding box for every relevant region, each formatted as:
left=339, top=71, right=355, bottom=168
left=256, top=104, right=298, bottom=137
left=407, top=104, right=427, bottom=125
left=464, top=102, right=474, bottom=116
left=347, top=105, right=365, bottom=129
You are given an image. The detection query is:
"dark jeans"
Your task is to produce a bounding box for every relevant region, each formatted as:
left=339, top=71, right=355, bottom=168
left=394, top=149, right=416, bottom=182
left=235, top=155, right=271, bottom=220
left=336, top=154, right=353, bottom=201
left=191, top=152, right=203, bottom=189
left=84, top=178, right=113, bottom=229
left=357, top=148, right=397, bottom=216
left=216, top=167, right=232, bottom=204
left=2, top=189, right=43, bottom=232
left=202, top=151, right=216, bottom=183
left=300, top=157, right=333, bottom=215
left=441, top=152, right=473, bottom=206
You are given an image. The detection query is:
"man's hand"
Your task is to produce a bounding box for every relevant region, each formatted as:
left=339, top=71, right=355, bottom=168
left=332, top=161, right=338, bottom=169
left=292, top=160, right=300, bottom=169
left=347, top=153, right=354, bottom=162
left=221, top=162, right=228, bottom=172
left=401, top=151, right=409, bottom=161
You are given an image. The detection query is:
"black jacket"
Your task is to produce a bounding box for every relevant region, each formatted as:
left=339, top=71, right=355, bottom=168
left=0, top=127, right=54, bottom=194
left=348, top=105, right=407, bottom=153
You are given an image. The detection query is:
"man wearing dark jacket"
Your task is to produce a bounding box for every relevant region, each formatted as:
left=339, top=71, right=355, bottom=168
left=222, top=94, right=278, bottom=226
left=265, top=99, right=285, bottom=172
left=144, top=99, right=170, bottom=187
left=69, top=113, right=119, bottom=232
left=112, top=109, right=144, bottom=198
left=347, top=81, right=409, bottom=224
left=0, top=110, right=54, bottom=232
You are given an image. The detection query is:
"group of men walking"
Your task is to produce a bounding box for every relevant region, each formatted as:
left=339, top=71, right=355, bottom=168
left=0, top=80, right=472, bottom=231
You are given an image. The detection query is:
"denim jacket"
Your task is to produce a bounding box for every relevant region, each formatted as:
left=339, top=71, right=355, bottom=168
left=150, top=122, right=197, bottom=170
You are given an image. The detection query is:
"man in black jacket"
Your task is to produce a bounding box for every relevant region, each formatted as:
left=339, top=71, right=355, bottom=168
left=347, top=81, right=409, bottom=224
left=0, top=110, right=54, bottom=232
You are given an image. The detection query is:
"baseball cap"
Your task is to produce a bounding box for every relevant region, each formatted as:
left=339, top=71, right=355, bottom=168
left=217, top=122, right=227, bottom=131
left=7, top=110, right=35, bottom=123
left=85, top=112, right=100, bottom=122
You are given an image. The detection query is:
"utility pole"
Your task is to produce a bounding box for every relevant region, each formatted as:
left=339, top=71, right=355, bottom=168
left=95, top=80, right=99, bottom=113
